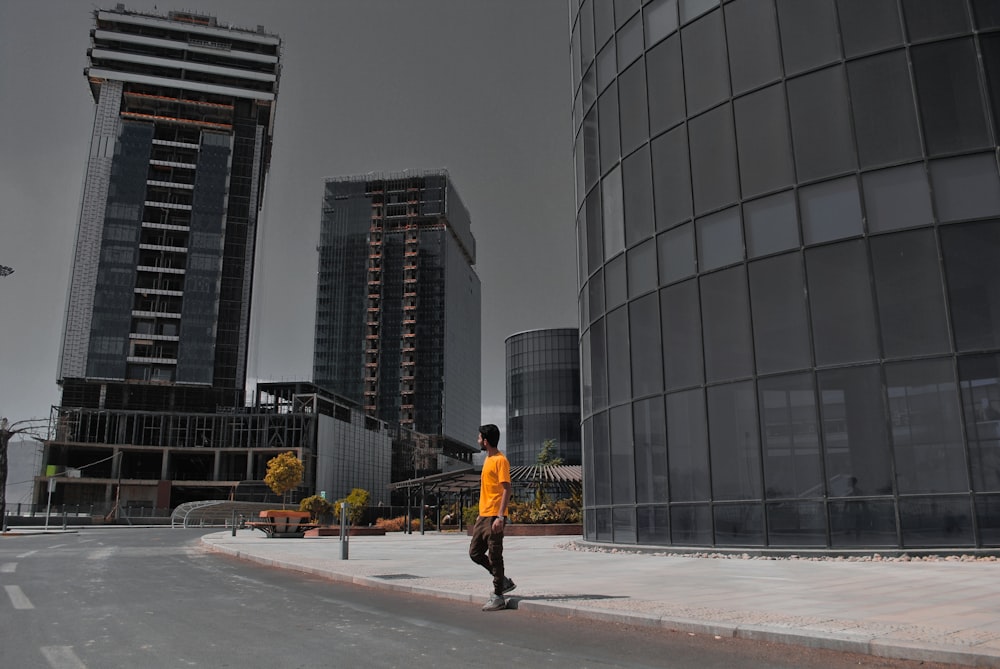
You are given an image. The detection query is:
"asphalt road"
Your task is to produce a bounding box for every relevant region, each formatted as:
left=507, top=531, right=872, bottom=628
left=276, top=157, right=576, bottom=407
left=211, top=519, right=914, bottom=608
left=0, top=528, right=963, bottom=669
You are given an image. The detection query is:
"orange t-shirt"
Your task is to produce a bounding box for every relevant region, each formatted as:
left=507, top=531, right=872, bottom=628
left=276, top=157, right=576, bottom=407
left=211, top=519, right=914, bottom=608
left=479, top=452, right=511, bottom=516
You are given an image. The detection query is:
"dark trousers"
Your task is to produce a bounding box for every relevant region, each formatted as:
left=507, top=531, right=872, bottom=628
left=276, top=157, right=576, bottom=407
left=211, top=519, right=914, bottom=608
left=469, top=515, right=505, bottom=595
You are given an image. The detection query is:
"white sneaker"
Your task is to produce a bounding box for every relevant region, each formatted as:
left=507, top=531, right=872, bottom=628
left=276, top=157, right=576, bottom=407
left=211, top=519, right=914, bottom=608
left=482, top=593, right=506, bottom=611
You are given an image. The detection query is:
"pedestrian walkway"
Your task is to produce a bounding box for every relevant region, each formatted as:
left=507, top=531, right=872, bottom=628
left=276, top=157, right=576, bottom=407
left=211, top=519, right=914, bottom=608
left=201, top=531, right=1000, bottom=668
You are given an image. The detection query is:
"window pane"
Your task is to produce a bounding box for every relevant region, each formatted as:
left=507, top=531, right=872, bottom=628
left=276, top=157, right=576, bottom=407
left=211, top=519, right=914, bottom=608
left=734, top=84, right=794, bottom=198
left=667, top=388, right=710, bottom=501
left=829, top=499, right=898, bottom=548
left=715, top=503, right=765, bottom=546
left=651, top=124, right=692, bottom=229
left=681, top=8, right=729, bottom=114
left=886, top=359, right=968, bottom=494
left=744, top=191, right=799, bottom=258
left=974, top=0, right=1000, bottom=29
left=610, top=404, right=636, bottom=504
left=589, top=267, right=604, bottom=322
left=749, top=253, right=811, bottom=374
left=837, top=0, right=903, bottom=58
left=800, top=176, right=863, bottom=245
left=689, top=103, right=739, bottom=214
left=584, top=105, right=600, bottom=192
left=602, top=165, right=625, bottom=257
left=661, top=279, right=703, bottom=389
left=586, top=187, right=603, bottom=271
left=630, top=293, right=663, bottom=397
left=708, top=382, right=761, bottom=485
left=958, top=355, right=1000, bottom=493
left=597, top=41, right=617, bottom=93
left=806, top=240, right=879, bottom=366
left=671, top=504, right=713, bottom=545
left=622, top=145, right=654, bottom=246
left=580, top=0, right=596, bottom=68
left=619, top=60, right=649, bottom=156
left=644, top=0, right=678, bottom=46
left=983, top=35, right=1000, bottom=140
left=848, top=51, right=922, bottom=169
left=637, top=505, right=671, bottom=543
left=591, top=317, right=608, bottom=410
left=863, top=164, right=933, bottom=233
left=776, top=0, right=841, bottom=76
left=605, top=253, right=627, bottom=310
left=680, top=0, right=720, bottom=24
left=725, top=0, right=782, bottom=94
left=646, top=34, right=685, bottom=135
left=899, top=496, right=974, bottom=548
left=701, top=266, right=753, bottom=382
left=617, top=13, right=644, bottom=69
left=607, top=306, right=631, bottom=405
left=901, top=0, right=971, bottom=40
left=787, top=66, right=857, bottom=181
left=594, top=0, right=615, bottom=50
left=657, top=222, right=695, bottom=284
left=870, top=229, right=950, bottom=358
left=912, top=38, right=991, bottom=155
left=627, top=238, right=657, bottom=298
left=696, top=206, right=742, bottom=271
left=767, top=501, right=827, bottom=546
left=930, top=154, right=1000, bottom=223
left=941, top=220, right=1000, bottom=351
left=599, top=83, right=621, bottom=174
left=759, top=373, right=823, bottom=499
left=819, top=366, right=894, bottom=498
left=592, top=410, right=611, bottom=504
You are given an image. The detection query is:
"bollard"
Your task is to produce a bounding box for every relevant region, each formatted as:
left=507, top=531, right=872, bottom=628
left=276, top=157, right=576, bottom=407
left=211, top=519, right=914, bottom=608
left=231, top=509, right=237, bottom=537
left=340, top=502, right=349, bottom=560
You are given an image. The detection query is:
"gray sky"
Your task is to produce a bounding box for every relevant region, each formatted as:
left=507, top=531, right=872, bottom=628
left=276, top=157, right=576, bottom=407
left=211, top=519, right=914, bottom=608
left=0, top=0, right=577, bottom=443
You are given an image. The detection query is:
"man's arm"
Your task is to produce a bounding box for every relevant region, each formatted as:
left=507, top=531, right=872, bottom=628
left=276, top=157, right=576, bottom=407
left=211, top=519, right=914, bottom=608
left=492, top=481, right=512, bottom=530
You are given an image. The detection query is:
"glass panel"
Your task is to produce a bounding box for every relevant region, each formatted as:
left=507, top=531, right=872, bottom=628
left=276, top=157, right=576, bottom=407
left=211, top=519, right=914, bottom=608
left=714, top=503, right=765, bottom=546
left=863, top=164, right=933, bottom=233
left=597, top=41, right=617, bottom=93
left=612, top=507, right=638, bottom=544
left=974, top=0, right=1000, bottom=29
left=667, top=388, right=710, bottom=501
left=819, top=366, right=894, bottom=498
left=901, top=0, right=971, bottom=40
left=627, top=238, right=657, bottom=298
left=689, top=103, right=739, bottom=214
left=680, top=0, right=720, bottom=24
left=644, top=0, right=679, bottom=46
left=661, top=279, right=704, bottom=389
left=637, top=505, right=671, bottom=543
left=681, top=8, right=729, bottom=115
left=657, top=222, right=695, bottom=284
left=610, top=404, right=636, bottom=504
left=805, top=240, right=879, bottom=366
left=940, top=220, right=1000, bottom=352
left=622, top=145, right=654, bottom=247
left=829, top=499, right=898, bottom=548
left=725, top=0, right=782, bottom=94
left=708, top=381, right=761, bottom=500
left=589, top=267, right=605, bottom=322
left=734, top=84, right=794, bottom=198
left=606, top=306, right=631, bottom=405
left=837, top=0, right=903, bottom=58
left=671, top=504, right=713, bottom=545
left=930, top=154, right=1000, bottom=223
left=767, top=502, right=826, bottom=547
left=776, top=0, right=841, bottom=76
left=696, top=207, right=742, bottom=271
left=599, top=83, right=621, bottom=174
left=580, top=0, right=596, bottom=69
left=958, top=355, right=1000, bottom=494
left=577, top=212, right=588, bottom=286
left=799, top=176, right=863, bottom=245
left=594, top=506, right=612, bottom=541
left=787, top=65, right=857, bottom=182
left=898, top=496, right=974, bottom=548
left=584, top=105, right=600, bottom=191
left=744, top=191, right=799, bottom=258
left=912, top=38, right=991, bottom=155
left=634, top=396, right=668, bottom=504
left=615, top=0, right=641, bottom=27
left=594, top=0, right=615, bottom=50
left=870, top=230, right=950, bottom=358
left=650, top=124, right=692, bottom=229
left=605, top=253, right=627, bottom=310
left=701, top=267, right=753, bottom=382
left=886, top=359, right=968, bottom=494
left=591, top=317, right=609, bottom=410
left=586, top=187, right=603, bottom=271
left=646, top=34, right=685, bottom=135
left=749, top=253, right=811, bottom=374
left=583, top=416, right=595, bottom=504
left=602, top=165, right=625, bottom=257
left=619, top=60, right=649, bottom=156
left=630, top=292, right=662, bottom=396
left=592, top=410, right=611, bottom=504
left=759, top=373, right=823, bottom=499
left=848, top=51, right=922, bottom=169
left=617, top=13, right=644, bottom=69
left=975, top=496, right=1000, bottom=547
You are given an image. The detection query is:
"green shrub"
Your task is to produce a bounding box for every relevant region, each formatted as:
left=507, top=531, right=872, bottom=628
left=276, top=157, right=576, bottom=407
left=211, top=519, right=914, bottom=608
left=299, top=495, right=335, bottom=523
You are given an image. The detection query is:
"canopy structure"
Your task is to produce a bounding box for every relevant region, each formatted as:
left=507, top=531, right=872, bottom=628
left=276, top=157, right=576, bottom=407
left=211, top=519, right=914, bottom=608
left=388, top=464, right=582, bottom=534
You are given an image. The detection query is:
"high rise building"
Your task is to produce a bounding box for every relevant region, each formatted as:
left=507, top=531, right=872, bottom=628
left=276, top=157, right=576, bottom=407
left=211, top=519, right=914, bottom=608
left=58, top=5, right=280, bottom=412
left=506, top=328, right=581, bottom=467
left=572, top=0, right=1000, bottom=549
left=314, top=171, right=481, bottom=445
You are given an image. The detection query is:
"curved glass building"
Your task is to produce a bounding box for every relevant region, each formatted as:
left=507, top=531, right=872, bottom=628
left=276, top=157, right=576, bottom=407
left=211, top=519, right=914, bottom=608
left=505, top=329, right=581, bottom=466
left=572, top=0, right=1000, bottom=549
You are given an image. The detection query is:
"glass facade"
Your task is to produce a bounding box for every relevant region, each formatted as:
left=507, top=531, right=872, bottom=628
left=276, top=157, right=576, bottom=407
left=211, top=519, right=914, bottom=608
left=506, top=329, right=582, bottom=466
left=572, top=0, right=1000, bottom=549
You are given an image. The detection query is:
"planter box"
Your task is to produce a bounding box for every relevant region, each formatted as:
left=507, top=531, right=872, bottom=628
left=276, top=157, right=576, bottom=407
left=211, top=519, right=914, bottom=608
left=304, top=526, right=387, bottom=537
left=249, top=510, right=316, bottom=538
left=466, top=523, right=582, bottom=536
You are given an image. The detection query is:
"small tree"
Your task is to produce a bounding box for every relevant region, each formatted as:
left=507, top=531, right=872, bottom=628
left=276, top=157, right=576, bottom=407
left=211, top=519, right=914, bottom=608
left=1, top=417, right=48, bottom=529
left=299, top=494, right=335, bottom=523
left=334, top=487, right=369, bottom=526
left=532, top=439, right=563, bottom=507
left=263, top=451, right=303, bottom=509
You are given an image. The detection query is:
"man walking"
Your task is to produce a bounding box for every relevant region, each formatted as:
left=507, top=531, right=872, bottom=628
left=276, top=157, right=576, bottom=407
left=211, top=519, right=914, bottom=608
left=469, top=423, right=516, bottom=611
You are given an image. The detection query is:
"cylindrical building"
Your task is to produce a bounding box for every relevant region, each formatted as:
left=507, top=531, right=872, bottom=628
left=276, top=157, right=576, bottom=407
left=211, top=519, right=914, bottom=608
left=571, top=0, right=1000, bottom=549
left=506, top=328, right=582, bottom=467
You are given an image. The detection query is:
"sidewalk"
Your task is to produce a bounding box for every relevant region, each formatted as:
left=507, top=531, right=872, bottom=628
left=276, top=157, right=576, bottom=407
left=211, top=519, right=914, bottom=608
left=201, top=530, right=1000, bottom=668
